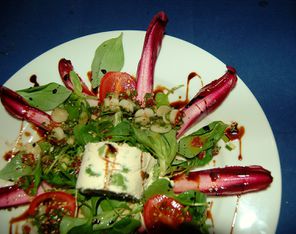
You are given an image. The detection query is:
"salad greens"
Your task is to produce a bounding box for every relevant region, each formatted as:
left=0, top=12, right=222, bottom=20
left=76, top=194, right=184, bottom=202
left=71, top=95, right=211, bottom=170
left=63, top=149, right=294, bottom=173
left=166, top=121, right=229, bottom=174
left=60, top=196, right=143, bottom=234
left=133, top=128, right=177, bottom=176
left=0, top=33, right=232, bottom=234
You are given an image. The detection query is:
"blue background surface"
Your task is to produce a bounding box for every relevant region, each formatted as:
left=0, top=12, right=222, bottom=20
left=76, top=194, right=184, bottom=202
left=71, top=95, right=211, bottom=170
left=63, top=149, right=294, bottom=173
left=1, top=0, right=295, bottom=232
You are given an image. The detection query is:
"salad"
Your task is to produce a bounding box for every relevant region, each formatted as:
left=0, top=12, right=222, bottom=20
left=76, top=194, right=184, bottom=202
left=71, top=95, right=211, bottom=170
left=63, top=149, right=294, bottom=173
left=0, top=12, right=273, bottom=234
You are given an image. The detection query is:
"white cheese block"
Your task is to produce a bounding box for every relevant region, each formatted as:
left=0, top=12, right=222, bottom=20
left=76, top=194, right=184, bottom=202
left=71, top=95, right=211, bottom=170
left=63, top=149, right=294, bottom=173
left=76, top=142, right=157, bottom=200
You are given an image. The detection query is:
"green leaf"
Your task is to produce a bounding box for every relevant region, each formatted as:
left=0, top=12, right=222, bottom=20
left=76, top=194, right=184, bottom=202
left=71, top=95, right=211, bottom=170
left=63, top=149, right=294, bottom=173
left=73, top=120, right=113, bottom=145
left=91, top=33, right=124, bottom=88
left=43, top=170, right=76, bottom=187
left=60, top=216, right=89, bottom=234
left=133, top=128, right=177, bottom=176
left=0, top=154, right=32, bottom=181
left=175, top=190, right=207, bottom=207
left=143, top=179, right=207, bottom=208
left=106, top=120, right=135, bottom=143
left=168, top=148, right=215, bottom=175
left=93, top=210, right=119, bottom=230
left=155, top=92, right=170, bottom=107
left=69, top=71, right=83, bottom=97
left=31, top=158, right=42, bottom=195
left=178, top=121, right=228, bottom=158
left=62, top=94, right=89, bottom=122
left=74, top=123, right=100, bottom=145
left=100, top=199, right=130, bottom=211
left=17, top=82, right=72, bottom=111
left=143, top=178, right=174, bottom=201
left=155, top=84, right=183, bottom=108
left=109, top=217, right=141, bottom=234
left=38, top=141, right=52, bottom=154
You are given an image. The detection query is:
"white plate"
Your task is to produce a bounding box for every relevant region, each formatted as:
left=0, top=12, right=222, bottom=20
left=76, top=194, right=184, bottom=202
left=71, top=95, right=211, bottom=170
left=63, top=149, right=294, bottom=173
left=0, top=31, right=281, bottom=234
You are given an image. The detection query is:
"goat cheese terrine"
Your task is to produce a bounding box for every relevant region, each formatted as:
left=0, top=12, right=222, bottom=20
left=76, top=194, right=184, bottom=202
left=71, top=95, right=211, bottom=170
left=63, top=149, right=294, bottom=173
left=76, top=142, right=157, bottom=200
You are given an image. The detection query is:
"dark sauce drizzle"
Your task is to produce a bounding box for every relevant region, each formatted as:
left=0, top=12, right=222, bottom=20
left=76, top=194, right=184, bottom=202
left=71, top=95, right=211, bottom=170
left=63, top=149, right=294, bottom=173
left=207, top=201, right=214, bottom=230
left=3, top=151, right=15, bottom=161
left=29, top=74, right=39, bottom=87
left=225, top=122, right=245, bottom=160
left=170, top=72, right=203, bottom=109
left=103, top=144, right=118, bottom=190
left=3, top=121, right=26, bottom=161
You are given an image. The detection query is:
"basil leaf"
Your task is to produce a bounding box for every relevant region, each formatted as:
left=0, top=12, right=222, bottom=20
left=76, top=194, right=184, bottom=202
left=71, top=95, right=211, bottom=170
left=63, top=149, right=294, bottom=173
left=17, top=82, right=72, bottom=111
left=178, top=121, right=228, bottom=158
left=0, top=154, right=32, bottom=181
left=91, top=33, right=124, bottom=88
left=69, top=71, right=83, bottom=97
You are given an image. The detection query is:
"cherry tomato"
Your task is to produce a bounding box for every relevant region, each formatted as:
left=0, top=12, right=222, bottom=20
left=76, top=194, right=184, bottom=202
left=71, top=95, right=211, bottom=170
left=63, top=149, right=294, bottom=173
left=27, top=191, right=76, bottom=216
left=99, top=72, right=136, bottom=102
left=10, top=191, right=76, bottom=224
left=143, top=194, right=192, bottom=233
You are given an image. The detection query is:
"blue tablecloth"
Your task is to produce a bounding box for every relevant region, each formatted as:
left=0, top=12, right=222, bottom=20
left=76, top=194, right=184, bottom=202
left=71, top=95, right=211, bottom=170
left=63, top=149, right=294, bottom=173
left=1, top=0, right=295, bottom=233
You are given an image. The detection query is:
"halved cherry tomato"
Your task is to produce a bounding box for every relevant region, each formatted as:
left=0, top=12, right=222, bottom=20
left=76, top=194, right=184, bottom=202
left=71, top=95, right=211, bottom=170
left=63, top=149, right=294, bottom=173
left=27, top=191, right=76, bottom=216
left=10, top=191, right=76, bottom=224
left=143, top=194, right=192, bottom=233
left=99, top=71, right=136, bottom=102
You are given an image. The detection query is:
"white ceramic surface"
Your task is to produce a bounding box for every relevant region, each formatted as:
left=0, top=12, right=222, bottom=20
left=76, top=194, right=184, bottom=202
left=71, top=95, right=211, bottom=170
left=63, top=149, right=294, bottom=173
left=0, top=31, right=281, bottom=234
